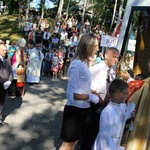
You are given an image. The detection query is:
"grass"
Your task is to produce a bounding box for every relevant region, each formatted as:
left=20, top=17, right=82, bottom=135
left=0, top=15, right=25, bottom=42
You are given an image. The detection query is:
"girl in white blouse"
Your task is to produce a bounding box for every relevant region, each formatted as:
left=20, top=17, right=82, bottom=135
left=59, top=33, right=103, bottom=150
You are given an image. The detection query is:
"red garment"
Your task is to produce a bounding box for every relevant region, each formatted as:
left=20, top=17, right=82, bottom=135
left=126, top=80, right=145, bottom=103
left=29, top=32, right=33, bottom=40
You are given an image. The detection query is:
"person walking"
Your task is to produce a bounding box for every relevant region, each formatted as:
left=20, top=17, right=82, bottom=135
left=59, top=33, right=103, bottom=150
left=0, top=41, right=12, bottom=124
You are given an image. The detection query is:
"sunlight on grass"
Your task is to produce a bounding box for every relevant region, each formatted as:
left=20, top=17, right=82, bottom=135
left=0, top=15, right=25, bottom=41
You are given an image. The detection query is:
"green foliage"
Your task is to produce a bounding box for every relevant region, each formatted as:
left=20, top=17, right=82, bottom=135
left=5, top=0, right=19, bottom=15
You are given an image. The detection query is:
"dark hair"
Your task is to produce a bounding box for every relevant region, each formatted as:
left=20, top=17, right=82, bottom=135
left=135, top=74, right=146, bottom=80
left=73, top=33, right=97, bottom=62
left=109, top=79, right=128, bottom=97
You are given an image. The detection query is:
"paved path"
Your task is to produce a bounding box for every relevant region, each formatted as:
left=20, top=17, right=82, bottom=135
left=0, top=76, right=68, bottom=150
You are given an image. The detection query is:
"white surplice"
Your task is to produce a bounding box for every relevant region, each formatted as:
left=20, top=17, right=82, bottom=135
left=26, top=47, right=44, bottom=83
left=92, top=101, right=127, bottom=150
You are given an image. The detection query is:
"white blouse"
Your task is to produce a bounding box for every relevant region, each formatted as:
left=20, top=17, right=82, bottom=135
left=66, top=59, right=91, bottom=108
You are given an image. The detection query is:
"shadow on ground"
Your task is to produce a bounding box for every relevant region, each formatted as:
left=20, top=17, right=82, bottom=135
left=0, top=77, right=68, bottom=150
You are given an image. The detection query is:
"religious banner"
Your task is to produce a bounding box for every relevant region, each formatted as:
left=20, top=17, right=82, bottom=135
left=100, top=35, right=118, bottom=47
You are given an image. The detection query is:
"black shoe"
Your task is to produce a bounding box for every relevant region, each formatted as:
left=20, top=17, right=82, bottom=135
left=0, top=120, right=8, bottom=125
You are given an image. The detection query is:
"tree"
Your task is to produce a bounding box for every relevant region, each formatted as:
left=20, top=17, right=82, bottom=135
left=109, top=0, right=118, bottom=33
left=38, top=0, right=46, bottom=27
left=56, top=0, right=64, bottom=19
left=25, top=0, right=30, bottom=20
left=65, top=0, right=71, bottom=21
left=5, top=0, right=20, bottom=14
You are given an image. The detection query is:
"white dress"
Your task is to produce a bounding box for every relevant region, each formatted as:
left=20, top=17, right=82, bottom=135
left=92, top=101, right=126, bottom=150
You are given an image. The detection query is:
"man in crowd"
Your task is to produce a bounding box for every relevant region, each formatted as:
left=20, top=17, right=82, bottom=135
left=0, top=41, right=12, bottom=124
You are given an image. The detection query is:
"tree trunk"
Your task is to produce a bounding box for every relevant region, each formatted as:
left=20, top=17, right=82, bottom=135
left=90, top=0, right=95, bottom=29
left=38, top=0, right=45, bottom=28
left=65, top=0, right=71, bottom=21
left=80, top=0, right=88, bottom=35
left=56, top=0, right=64, bottom=19
left=18, top=0, right=21, bottom=18
left=109, top=0, right=118, bottom=33
left=25, top=0, right=30, bottom=21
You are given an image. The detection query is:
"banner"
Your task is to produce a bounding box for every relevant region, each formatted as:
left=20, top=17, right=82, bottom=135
left=100, top=35, right=118, bottom=47
left=127, top=39, right=136, bottom=51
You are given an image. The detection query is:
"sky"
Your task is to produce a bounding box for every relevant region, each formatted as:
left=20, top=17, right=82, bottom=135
left=30, top=0, right=54, bottom=10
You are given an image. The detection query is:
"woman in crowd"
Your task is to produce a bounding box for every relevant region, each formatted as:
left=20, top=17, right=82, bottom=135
left=59, top=33, right=102, bottom=150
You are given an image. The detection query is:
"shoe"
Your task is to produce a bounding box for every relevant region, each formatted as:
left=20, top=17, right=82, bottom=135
left=0, top=120, right=8, bottom=125
left=2, top=115, right=6, bottom=122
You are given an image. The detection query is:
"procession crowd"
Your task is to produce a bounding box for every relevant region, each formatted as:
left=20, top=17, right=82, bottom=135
left=0, top=5, right=150, bottom=150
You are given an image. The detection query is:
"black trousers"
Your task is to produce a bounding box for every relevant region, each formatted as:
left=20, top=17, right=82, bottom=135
left=79, top=103, right=102, bottom=150
left=43, top=39, right=49, bottom=48
left=8, top=79, right=22, bottom=96
left=0, top=86, right=6, bottom=106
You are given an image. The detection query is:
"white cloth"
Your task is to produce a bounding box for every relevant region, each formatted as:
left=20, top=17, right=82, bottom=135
left=12, top=62, right=20, bottom=79
left=54, top=26, right=60, bottom=33
left=26, top=47, right=44, bottom=83
left=90, top=61, right=116, bottom=100
left=60, top=31, right=68, bottom=41
left=92, top=101, right=126, bottom=150
left=126, top=77, right=134, bottom=83
left=18, top=38, right=26, bottom=47
left=3, top=81, right=11, bottom=89
left=26, top=73, right=40, bottom=83
left=70, top=36, right=78, bottom=47
left=66, top=59, right=91, bottom=108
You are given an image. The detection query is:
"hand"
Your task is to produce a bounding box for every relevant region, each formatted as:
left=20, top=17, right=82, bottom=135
left=121, top=71, right=131, bottom=80
left=131, top=110, right=136, bottom=119
left=3, top=81, right=11, bottom=89
left=88, top=93, right=99, bottom=104
left=91, top=90, right=104, bottom=105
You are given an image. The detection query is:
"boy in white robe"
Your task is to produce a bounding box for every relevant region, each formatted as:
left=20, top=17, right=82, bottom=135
left=93, top=79, right=135, bottom=150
